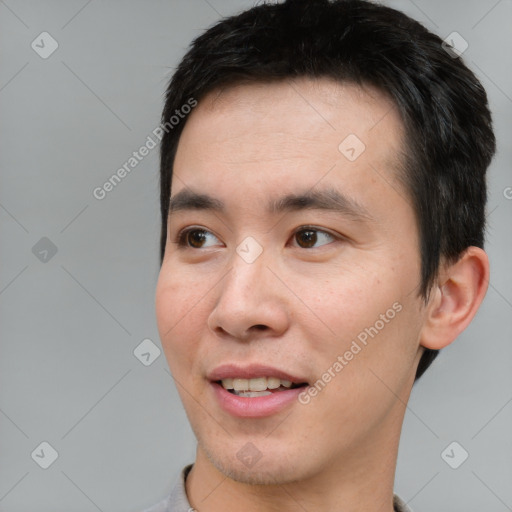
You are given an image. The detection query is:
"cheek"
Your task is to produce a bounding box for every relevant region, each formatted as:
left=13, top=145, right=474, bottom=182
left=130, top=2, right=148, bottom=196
left=294, top=260, right=420, bottom=368
left=293, top=264, right=386, bottom=340
left=156, top=260, right=208, bottom=328
left=155, top=265, right=207, bottom=371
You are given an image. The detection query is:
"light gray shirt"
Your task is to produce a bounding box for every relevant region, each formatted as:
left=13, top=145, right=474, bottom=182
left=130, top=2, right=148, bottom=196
left=142, top=464, right=413, bottom=512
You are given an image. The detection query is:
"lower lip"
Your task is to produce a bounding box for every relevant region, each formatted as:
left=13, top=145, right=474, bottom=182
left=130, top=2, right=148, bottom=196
left=211, top=382, right=305, bottom=418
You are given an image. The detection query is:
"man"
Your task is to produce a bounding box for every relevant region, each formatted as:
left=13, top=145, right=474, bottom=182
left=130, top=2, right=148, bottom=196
left=148, top=0, right=496, bottom=510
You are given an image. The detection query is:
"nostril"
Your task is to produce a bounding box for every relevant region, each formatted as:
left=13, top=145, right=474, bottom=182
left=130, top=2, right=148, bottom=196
left=253, top=324, right=267, bottom=331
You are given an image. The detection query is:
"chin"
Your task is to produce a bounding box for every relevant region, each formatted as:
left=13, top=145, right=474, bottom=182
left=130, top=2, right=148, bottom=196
left=199, top=437, right=311, bottom=486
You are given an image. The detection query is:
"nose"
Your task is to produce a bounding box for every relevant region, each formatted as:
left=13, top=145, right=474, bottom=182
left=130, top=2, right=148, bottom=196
left=207, top=250, right=290, bottom=341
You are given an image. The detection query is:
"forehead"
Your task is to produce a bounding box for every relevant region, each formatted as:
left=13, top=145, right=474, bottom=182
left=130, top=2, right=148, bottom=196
left=190, top=78, right=400, bottom=138
left=172, top=78, right=407, bottom=215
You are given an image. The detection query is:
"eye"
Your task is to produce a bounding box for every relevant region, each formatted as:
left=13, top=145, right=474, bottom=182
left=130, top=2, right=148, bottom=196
left=292, top=227, right=337, bottom=249
left=176, top=228, right=222, bottom=249
left=174, top=226, right=339, bottom=250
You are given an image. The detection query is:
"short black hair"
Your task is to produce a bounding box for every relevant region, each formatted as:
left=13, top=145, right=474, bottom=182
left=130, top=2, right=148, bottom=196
left=158, top=0, right=496, bottom=381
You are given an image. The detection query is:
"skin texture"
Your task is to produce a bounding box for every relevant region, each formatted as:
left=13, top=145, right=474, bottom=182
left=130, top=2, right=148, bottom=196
left=155, top=78, right=489, bottom=512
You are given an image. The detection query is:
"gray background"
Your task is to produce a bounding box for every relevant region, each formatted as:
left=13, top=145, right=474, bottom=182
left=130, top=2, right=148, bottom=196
left=1, top=1, right=511, bottom=511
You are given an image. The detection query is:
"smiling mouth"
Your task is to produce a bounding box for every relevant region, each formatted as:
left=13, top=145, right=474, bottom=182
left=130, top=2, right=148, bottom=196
left=217, top=377, right=308, bottom=397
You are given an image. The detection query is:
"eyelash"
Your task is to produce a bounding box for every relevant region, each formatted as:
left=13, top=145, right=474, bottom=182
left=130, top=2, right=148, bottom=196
left=174, top=226, right=340, bottom=250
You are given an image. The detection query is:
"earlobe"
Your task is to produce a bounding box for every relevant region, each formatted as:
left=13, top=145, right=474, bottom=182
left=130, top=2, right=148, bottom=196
left=420, top=247, right=489, bottom=350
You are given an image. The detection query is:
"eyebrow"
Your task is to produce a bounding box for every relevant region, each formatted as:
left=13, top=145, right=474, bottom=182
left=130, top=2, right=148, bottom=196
left=168, top=187, right=373, bottom=222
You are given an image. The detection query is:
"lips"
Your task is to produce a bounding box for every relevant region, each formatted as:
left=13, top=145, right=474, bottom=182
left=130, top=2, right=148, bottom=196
left=207, top=364, right=309, bottom=417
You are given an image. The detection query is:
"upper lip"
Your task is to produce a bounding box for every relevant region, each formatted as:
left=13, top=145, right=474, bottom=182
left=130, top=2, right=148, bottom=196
left=207, top=364, right=308, bottom=384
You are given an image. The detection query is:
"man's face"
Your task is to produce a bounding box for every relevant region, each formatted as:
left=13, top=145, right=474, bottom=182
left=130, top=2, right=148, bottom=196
left=156, top=79, right=427, bottom=484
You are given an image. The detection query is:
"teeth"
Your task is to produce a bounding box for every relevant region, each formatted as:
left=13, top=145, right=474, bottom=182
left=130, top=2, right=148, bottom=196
left=267, top=377, right=281, bottom=389
left=220, top=377, right=298, bottom=392
left=248, top=377, right=267, bottom=391
left=233, top=378, right=248, bottom=391
left=222, top=378, right=233, bottom=389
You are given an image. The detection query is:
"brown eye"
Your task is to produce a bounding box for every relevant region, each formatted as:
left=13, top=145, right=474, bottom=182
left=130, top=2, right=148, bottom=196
left=186, top=230, right=207, bottom=248
left=293, top=228, right=335, bottom=249
left=176, top=228, right=221, bottom=249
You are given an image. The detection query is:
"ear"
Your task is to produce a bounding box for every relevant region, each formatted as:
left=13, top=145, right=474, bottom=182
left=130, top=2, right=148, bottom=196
left=420, top=247, right=490, bottom=350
